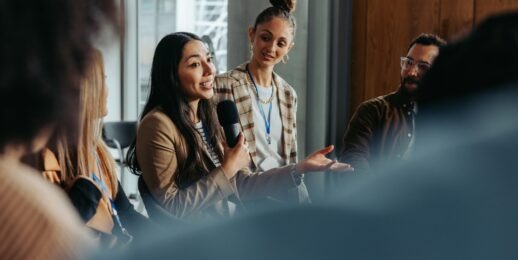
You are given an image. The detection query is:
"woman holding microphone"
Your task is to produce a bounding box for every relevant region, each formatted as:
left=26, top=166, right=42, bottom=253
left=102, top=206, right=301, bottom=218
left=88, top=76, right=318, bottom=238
left=127, top=32, right=351, bottom=220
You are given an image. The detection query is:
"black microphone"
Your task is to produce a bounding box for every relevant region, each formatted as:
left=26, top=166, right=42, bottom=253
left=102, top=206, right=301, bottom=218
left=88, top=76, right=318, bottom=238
left=217, top=100, right=241, bottom=148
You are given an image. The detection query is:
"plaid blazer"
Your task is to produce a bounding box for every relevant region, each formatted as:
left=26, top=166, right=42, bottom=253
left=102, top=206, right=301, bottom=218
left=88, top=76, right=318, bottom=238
left=213, top=62, right=298, bottom=170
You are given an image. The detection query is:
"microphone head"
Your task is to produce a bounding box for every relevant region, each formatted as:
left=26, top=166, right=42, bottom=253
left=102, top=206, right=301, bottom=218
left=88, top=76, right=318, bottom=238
left=217, top=100, right=239, bottom=126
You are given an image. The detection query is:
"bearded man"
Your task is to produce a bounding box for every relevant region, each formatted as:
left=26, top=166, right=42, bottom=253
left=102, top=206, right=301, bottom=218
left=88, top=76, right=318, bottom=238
left=340, top=34, right=446, bottom=173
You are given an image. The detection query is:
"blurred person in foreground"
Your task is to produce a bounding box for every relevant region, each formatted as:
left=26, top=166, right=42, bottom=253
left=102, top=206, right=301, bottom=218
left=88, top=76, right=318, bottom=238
left=105, top=11, right=518, bottom=260
left=0, top=0, right=119, bottom=259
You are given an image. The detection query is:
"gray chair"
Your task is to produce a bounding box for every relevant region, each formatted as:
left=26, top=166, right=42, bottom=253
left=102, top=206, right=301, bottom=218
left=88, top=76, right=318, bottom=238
left=102, top=121, right=137, bottom=193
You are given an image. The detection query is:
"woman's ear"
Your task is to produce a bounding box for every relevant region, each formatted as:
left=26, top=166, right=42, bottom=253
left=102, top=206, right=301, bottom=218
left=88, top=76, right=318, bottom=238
left=288, top=42, right=295, bottom=52
left=247, top=26, right=255, bottom=44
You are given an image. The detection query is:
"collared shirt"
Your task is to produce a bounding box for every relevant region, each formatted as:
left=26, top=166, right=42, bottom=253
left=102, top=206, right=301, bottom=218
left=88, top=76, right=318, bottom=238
left=341, top=87, right=417, bottom=173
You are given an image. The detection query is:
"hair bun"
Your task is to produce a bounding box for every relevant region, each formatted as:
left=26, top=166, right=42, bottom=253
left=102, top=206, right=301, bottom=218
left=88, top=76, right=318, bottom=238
left=269, top=0, right=296, bottom=13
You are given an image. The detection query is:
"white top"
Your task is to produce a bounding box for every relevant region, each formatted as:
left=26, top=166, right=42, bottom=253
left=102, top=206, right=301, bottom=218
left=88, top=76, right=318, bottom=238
left=250, top=84, right=285, bottom=171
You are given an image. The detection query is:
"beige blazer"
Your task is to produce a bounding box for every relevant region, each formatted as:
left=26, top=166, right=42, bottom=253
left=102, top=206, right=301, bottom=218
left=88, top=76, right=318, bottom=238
left=135, top=108, right=299, bottom=219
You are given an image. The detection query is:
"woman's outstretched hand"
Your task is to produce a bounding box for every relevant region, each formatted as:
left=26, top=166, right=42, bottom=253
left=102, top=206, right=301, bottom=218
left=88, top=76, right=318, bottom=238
left=295, top=145, right=353, bottom=173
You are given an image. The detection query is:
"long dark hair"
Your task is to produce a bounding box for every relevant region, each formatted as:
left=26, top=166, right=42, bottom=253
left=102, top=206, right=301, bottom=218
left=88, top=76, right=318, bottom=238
left=127, top=32, right=223, bottom=188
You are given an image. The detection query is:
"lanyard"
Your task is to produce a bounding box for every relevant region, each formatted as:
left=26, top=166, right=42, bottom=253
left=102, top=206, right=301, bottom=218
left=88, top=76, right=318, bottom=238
left=246, top=64, right=273, bottom=144
left=92, top=155, right=133, bottom=243
left=92, top=172, right=127, bottom=229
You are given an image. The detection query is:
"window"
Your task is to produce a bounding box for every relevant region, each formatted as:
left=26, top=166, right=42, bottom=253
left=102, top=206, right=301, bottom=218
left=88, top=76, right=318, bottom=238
left=137, top=0, right=228, bottom=112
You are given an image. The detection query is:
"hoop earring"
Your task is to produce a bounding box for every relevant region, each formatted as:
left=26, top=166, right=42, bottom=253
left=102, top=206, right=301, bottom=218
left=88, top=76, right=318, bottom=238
left=282, top=54, right=290, bottom=64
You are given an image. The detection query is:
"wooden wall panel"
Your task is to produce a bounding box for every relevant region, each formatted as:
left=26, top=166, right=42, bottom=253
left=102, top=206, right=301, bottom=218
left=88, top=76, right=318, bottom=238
left=363, top=0, right=440, bottom=103
left=350, top=0, right=368, bottom=113
left=439, top=0, right=475, bottom=41
left=475, top=0, right=518, bottom=23
left=349, top=0, right=518, bottom=119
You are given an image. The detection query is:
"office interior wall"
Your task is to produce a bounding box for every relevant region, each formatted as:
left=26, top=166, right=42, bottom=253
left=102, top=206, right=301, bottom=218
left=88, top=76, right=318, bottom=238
left=349, top=0, right=518, bottom=122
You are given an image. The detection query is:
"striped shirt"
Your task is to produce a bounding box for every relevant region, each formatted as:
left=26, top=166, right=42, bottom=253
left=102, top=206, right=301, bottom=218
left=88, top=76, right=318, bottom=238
left=194, top=121, right=237, bottom=214
left=194, top=121, right=221, bottom=167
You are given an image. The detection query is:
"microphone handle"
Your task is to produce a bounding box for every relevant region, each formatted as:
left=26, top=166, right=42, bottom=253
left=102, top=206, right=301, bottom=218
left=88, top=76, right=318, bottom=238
left=223, top=124, right=241, bottom=148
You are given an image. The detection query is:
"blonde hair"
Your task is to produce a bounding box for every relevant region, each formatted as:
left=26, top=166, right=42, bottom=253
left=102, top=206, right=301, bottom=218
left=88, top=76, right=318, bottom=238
left=56, top=49, right=118, bottom=196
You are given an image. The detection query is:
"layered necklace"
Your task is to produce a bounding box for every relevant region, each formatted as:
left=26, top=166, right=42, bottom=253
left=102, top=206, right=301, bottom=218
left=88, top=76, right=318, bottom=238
left=246, top=64, right=275, bottom=144
left=246, top=66, right=275, bottom=104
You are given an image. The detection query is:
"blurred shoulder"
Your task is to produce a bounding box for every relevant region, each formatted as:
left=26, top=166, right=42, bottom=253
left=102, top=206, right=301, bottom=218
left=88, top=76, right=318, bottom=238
left=0, top=158, right=93, bottom=259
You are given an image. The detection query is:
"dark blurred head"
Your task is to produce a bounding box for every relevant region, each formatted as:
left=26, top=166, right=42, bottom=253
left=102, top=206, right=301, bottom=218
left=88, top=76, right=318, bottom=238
left=0, top=0, right=119, bottom=153
left=418, top=12, right=518, bottom=114
left=400, top=34, right=446, bottom=97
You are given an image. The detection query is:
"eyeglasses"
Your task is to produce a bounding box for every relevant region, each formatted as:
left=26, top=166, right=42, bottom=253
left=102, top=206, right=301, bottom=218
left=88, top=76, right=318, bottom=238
left=400, top=57, right=431, bottom=72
